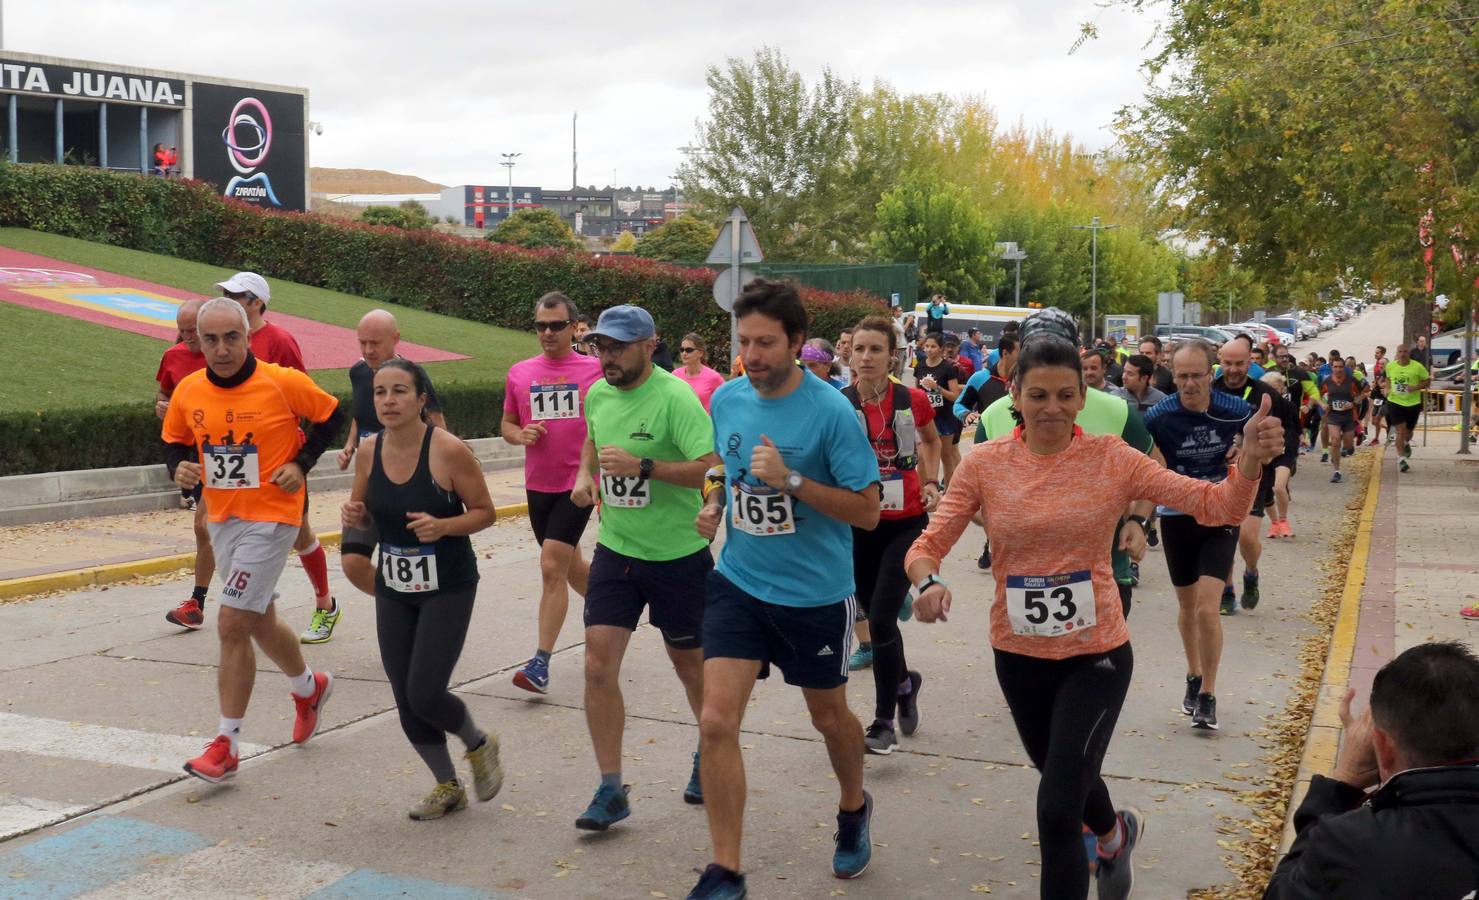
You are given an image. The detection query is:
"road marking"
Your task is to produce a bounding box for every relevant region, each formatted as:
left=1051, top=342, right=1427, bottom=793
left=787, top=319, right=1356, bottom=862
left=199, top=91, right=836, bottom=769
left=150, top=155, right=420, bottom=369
left=0, top=816, right=212, bottom=898
left=75, top=843, right=354, bottom=899
left=0, top=712, right=267, bottom=773
left=0, top=795, right=87, bottom=837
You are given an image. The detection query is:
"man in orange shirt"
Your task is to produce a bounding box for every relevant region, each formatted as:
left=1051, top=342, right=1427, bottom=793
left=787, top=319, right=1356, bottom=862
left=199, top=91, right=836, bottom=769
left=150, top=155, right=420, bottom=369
left=163, top=298, right=344, bottom=783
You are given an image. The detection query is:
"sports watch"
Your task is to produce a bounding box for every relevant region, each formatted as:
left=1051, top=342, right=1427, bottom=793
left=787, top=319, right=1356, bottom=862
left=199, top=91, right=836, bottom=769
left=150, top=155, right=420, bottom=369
left=1125, top=514, right=1149, bottom=531
left=639, top=457, right=655, bottom=479
left=915, top=573, right=948, bottom=594
left=783, top=469, right=805, bottom=495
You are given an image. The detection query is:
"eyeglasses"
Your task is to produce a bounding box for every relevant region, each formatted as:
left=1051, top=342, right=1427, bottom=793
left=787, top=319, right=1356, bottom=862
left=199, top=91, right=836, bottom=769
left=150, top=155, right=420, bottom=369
left=589, top=339, right=632, bottom=355
left=1173, top=371, right=1212, bottom=383
left=679, top=346, right=698, bottom=354
left=534, top=320, right=572, bottom=333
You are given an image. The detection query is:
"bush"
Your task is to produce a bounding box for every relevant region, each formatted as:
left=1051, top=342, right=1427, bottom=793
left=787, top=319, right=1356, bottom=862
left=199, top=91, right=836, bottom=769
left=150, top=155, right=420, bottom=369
left=360, top=202, right=433, bottom=230
left=635, top=215, right=716, bottom=261
left=487, top=208, right=584, bottom=250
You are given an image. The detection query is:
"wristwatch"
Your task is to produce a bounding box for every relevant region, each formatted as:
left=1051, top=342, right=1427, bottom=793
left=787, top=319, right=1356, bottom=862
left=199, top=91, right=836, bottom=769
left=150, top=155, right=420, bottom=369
left=783, top=468, right=805, bottom=495
left=1125, top=514, right=1149, bottom=530
left=639, top=457, right=655, bottom=479
left=915, top=573, right=948, bottom=594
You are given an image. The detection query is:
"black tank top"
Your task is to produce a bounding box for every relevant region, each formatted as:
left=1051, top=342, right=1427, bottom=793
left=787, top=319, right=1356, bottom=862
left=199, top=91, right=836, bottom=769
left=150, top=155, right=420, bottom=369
left=367, top=425, right=479, bottom=595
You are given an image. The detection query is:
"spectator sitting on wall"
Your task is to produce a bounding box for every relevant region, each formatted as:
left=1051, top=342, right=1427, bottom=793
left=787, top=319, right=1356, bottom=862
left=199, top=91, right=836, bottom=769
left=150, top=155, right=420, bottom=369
left=1263, top=641, right=1479, bottom=899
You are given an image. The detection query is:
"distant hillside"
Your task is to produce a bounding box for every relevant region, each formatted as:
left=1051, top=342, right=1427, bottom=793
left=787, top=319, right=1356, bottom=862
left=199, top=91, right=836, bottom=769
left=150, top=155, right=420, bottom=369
left=310, top=168, right=445, bottom=195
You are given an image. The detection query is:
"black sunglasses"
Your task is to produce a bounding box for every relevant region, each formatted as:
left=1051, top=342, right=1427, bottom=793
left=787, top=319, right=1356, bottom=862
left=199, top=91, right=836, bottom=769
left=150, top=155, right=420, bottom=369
left=534, top=320, right=572, bottom=332
left=679, top=346, right=698, bottom=354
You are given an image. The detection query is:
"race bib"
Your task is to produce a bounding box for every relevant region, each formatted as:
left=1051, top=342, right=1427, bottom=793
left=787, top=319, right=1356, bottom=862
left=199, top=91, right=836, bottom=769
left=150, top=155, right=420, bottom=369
left=926, top=390, right=944, bottom=409
left=1005, top=571, right=1096, bottom=637
left=204, top=443, right=260, bottom=489
left=1331, top=399, right=1352, bottom=411
left=880, top=470, right=905, bottom=512
left=380, top=543, right=439, bottom=593
left=1393, top=382, right=1411, bottom=395
left=600, top=472, right=650, bottom=508
left=530, top=383, right=580, bottom=419
left=730, top=481, right=795, bottom=536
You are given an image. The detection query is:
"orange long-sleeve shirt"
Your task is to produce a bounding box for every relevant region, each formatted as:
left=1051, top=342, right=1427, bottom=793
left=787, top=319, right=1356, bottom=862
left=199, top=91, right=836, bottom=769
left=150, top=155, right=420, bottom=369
left=905, top=430, right=1257, bottom=660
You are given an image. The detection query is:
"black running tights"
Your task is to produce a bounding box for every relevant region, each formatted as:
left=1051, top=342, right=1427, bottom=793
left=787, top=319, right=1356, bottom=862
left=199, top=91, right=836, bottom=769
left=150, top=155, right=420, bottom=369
left=376, top=584, right=477, bottom=748
left=994, top=642, right=1134, bottom=899
left=852, top=513, right=926, bottom=722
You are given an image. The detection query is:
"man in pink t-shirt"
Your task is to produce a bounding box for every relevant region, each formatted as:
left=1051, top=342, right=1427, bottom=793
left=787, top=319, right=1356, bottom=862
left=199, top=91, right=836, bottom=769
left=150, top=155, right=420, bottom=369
left=502, top=292, right=604, bottom=694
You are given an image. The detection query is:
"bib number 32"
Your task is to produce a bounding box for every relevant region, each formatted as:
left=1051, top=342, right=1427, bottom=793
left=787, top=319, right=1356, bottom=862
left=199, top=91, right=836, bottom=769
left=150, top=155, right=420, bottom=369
left=1005, top=571, right=1096, bottom=637
left=204, top=443, right=260, bottom=489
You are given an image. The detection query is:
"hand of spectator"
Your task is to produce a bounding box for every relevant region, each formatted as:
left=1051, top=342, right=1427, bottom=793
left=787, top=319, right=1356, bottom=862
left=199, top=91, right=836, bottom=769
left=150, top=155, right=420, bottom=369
left=1330, top=687, right=1381, bottom=790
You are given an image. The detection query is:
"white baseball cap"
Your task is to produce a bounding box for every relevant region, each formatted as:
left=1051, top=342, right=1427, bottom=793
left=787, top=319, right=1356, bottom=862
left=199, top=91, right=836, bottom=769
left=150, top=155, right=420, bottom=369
left=215, top=272, right=271, bottom=303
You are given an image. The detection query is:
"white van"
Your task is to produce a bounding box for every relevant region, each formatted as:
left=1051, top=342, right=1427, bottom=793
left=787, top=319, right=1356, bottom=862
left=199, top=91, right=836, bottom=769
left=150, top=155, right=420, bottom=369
left=912, top=302, right=1033, bottom=348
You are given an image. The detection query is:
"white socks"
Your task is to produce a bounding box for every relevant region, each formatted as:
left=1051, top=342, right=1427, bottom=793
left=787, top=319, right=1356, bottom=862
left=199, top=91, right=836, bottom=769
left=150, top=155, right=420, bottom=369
left=218, top=717, right=243, bottom=755
left=288, top=669, right=317, bottom=698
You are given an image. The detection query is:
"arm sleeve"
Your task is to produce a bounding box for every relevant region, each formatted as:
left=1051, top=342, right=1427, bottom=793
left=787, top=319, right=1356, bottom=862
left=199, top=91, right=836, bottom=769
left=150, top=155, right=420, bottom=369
left=904, top=450, right=983, bottom=572
left=163, top=442, right=194, bottom=479
left=1117, top=440, right=1257, bottom=526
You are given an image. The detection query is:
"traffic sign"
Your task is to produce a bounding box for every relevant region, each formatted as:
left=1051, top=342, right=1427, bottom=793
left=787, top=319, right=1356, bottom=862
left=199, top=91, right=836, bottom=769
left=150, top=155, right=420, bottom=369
left=712, top=267, right=756, bottom=313
left=706, top=207, right=764, bottom=266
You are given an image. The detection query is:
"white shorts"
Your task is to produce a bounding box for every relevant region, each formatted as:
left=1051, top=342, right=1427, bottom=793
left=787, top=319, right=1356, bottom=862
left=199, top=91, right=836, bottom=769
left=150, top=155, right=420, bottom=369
left=207, top=519, right=299, bottom=613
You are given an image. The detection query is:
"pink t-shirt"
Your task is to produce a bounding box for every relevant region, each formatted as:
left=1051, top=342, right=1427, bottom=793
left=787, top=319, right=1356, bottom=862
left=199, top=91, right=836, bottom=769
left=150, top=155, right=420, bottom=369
left=504, top=351, right=604, bottom=492
left=674, top=365, right=725, bottom=412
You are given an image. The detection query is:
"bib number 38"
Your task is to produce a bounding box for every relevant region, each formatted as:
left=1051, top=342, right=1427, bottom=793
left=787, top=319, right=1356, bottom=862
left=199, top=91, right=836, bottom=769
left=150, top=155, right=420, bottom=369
left=731, top=482, right=795, bottom=536
left=379, top=544, right=438, bottom=593
left=1005, top=571, right=1096, bottom=637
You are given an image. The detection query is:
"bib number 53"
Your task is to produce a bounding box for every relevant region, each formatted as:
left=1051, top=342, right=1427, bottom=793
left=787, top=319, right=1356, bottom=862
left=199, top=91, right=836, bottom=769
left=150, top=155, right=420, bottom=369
left=1005, top=571, right=1096, bottom=637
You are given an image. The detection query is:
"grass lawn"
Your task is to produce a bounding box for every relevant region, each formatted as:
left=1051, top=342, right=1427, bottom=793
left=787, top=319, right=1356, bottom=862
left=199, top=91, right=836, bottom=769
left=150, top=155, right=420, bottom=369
left=0, top=228, right=537, bottom=413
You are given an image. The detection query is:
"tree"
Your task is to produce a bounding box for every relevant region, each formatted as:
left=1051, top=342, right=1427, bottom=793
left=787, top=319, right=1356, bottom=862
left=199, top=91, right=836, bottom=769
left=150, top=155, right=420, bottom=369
left=871, top=172, right=1001, bottom=301
left=487, top=208, right=584, bottom=251
left=634, top=216, right=717, bottom=261
left=611, top=230, right=638, bottom=253
left=361, top=200, right=433, bottom=230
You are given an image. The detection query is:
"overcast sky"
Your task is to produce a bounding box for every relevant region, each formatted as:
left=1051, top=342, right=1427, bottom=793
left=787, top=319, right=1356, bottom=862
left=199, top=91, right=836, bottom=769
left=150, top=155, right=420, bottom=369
left=11, top=1, right=1163, bottom=190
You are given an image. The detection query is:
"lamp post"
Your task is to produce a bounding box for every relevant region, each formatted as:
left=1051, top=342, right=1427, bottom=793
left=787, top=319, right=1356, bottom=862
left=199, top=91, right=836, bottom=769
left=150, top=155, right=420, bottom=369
left=1071, top=216, right=1119, bottom=342
left=995, top=242, right=1028, bottom=307
left=499, top=152, right=521, bottom=218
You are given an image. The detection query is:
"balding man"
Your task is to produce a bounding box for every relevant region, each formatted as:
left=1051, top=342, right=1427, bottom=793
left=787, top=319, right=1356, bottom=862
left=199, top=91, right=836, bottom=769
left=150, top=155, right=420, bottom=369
left=157, top=298, right=216, bottom=631
left=336, top=309, right=447, bottom=597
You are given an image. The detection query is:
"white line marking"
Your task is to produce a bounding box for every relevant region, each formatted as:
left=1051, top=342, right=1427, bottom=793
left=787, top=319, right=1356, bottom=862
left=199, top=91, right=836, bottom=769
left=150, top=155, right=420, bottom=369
left=0, top=794, right=87, bottom=837
left=0, top=712, right=267, bottom=773
left=74, top=844, right=355, bottom=899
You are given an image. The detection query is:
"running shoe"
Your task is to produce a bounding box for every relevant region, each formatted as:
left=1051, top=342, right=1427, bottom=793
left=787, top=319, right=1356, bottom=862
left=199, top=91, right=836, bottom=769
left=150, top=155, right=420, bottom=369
left=575, top=782, right=631, bottom=831
left=1283, top=519, right=1296, bottom=538
left=684, top=751, right=703, bottom=805
left=1094, top=807, right=1144, bottom=900
left=165, top=597, right=205, bottom=631
left=898, top=591, right=914, bottom=622
left=1241, top=572, right=1261, bottom=611
left=1399, top=458, right=1411, bottom=473
left=1146, top=525, right=1159, bottom=548
left=299, top=601, right=342, bottom=644
left=864, top=721, right=898, bottom=755
left=897, top=670, right=924, bottom=736
left=848, top=644, right=874, bottom=671
left=1192, top=693, right=1219, bottom=730
left=1266, top=519, right=1283, bottom=539
left=1219, top=586, right=1237, bottom=616
left=291, top=671, right=333, bottom=744
left=1182, top=675, right=1202, bottom=715
left=465, top=733, right=504, bottom=802
left=832, top=790, right=874, bottom=879
left=183, top=734, right=238, bottom=784
left=1342, top=447, right=1354, bottom=458
left=977, top=543, right=991, bottom=570
left=513, top=655, right=550, bottom=694
left=1128, top=562, right=1140, bottom=587
left=181, top=494, right=197, bottom=511
left=408, top=780, right=467, bottom=820
left=1403, top=445, right=1412, bottom=458
left=1461, top=603, right=1479, bottom=620
left=686, top=863, right=748, bottom=899
left=1320, top=451, right=1329, bottom=463
left=1083, top=825, right=1100, bottom=874
left=1331, top=471, right=1343, bottom=483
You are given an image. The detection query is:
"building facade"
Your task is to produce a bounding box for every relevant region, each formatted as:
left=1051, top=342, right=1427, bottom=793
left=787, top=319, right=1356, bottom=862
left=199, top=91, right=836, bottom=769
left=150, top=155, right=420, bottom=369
left=431, top=184, right=685, bottom=236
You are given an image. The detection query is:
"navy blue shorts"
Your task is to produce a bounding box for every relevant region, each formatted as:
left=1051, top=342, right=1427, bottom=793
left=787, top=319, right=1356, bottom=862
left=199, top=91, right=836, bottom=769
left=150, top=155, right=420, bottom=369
left=584, top=544, right=711, bottom=649
left=702, top=569, right=856, bottom=690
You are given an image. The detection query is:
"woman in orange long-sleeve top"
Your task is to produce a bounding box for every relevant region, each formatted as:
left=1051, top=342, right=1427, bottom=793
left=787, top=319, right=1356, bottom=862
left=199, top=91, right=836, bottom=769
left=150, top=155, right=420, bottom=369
left=904, top=335, right=1285, bottom=900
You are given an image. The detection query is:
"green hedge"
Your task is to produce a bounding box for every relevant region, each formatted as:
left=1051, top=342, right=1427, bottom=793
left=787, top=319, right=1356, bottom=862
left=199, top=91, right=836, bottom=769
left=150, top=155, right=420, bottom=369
left=0, top=381, right=506, bottom=477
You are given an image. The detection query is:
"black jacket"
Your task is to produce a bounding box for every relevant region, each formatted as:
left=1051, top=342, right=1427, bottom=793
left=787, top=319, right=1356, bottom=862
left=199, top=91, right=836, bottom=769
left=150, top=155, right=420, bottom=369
left=1264, top=765, right=1479, bottom=899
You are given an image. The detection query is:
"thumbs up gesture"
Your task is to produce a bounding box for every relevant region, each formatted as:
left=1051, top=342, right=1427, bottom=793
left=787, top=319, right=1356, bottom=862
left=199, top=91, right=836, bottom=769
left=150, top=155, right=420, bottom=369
left=750, top=434, right=788, bottom=491
left=1241, top=393, right=1285, bottom=467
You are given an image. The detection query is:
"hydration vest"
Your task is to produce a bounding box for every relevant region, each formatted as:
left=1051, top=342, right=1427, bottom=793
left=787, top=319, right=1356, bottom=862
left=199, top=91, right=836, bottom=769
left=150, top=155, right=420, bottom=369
left=843, top=382, right=919, bottom=471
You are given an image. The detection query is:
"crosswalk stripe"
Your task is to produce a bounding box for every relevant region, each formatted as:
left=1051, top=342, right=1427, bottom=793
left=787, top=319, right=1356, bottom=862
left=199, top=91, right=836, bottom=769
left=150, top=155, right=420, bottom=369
left=74, top=843, right=356, bottom=899
left=0, top=795, right=87, bottom=838
left=0, top=712, right=267, bottom=773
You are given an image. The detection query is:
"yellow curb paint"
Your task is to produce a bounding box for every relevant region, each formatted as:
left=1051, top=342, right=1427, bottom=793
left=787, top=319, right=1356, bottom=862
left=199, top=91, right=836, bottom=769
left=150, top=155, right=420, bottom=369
left=1278, top=453, right=1383, bottom=855
left=0, top=502, right=530, bottom=602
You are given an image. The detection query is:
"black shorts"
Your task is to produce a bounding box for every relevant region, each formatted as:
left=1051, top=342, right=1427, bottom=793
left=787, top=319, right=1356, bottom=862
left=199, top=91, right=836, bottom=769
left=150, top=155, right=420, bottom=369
left=933, top=413, right=961, bottom=438
left=702, top=569, right=855, bottom=690
left=1387, top=402, right=1421, bottom=431
left=1160, top=515, right=1239, bottom=587
left=1273, top=453, right=1297, bottom=476
left=584, top=544, right=710, bottom=649
left=526, top=489, right=594, bottom=547
left=1326, top=415, right=1356, bottom=434
left=1249, top=465, right=1278, bottom=518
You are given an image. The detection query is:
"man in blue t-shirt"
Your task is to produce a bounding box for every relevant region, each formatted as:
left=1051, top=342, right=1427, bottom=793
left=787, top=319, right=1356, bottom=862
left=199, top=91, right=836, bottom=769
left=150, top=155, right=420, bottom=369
left=690, top=279, right=882, bottom=897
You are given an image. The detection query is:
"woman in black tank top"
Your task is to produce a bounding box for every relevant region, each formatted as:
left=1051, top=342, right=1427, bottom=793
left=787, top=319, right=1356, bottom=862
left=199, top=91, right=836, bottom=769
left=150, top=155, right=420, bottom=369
left=341, top=360, right=503, bottom=820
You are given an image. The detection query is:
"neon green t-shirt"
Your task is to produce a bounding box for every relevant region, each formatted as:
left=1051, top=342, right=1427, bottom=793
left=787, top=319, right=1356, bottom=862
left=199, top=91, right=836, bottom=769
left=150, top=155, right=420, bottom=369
left=1384, top=360, right=1429, bottom=407
left=585, top=367, right=714, bottom=561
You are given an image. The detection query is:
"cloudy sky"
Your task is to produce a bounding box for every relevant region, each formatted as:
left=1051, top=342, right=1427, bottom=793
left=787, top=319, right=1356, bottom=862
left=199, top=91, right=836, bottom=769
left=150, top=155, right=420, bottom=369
left=11, top=1, right=1164, bottom=190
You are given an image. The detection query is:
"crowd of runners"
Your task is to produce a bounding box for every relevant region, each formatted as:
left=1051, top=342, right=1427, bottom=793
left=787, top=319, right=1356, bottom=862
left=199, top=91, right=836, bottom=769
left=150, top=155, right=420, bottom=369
left=150, top=272, right=1432, bottom=898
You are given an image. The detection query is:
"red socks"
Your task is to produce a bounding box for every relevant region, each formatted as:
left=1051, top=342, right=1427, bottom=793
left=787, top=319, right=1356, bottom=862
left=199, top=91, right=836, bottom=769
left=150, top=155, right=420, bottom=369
left=300, top=540, right=330, bottom=599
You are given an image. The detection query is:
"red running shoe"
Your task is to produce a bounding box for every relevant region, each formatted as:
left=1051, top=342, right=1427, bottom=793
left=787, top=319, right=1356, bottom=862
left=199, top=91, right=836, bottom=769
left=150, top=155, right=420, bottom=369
left=292, top=671, right=333, bottom=744
left=165, top=598, right=205, bottom=631
left=184, top=734, right=238, bottom=783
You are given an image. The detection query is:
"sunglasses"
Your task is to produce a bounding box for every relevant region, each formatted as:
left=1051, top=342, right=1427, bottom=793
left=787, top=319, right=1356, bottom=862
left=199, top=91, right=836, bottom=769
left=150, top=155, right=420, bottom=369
left=679, top=346, right=698, bottom=354
left=534, top=320, right=572, bottom=333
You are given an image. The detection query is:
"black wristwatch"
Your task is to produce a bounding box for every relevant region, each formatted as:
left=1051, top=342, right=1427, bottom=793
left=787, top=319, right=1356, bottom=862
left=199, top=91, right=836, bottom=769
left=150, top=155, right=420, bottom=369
left=1125, top=514, right=1149, bottom=531
left=639, top=457, right=655, bottom=479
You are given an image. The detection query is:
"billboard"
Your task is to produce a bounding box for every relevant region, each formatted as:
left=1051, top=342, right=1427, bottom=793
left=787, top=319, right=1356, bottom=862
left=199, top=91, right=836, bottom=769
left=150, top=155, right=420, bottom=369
left=191, top=81, right=306, bottom=211
left=0, top=58, right=185, bottom=107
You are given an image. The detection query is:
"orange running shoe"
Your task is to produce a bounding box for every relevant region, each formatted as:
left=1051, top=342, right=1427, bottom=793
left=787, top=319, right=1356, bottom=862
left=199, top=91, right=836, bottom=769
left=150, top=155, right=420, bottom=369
left=1282, top=519, right=1296, bottom=538
left=1266, top=520, right=1283, bottom=539
left=165, top=597, right=205, bottom=630
left=292, top=671, right=333, bottom=744
left=184, top=734, right=238, bottom=783
left=1461, top=603, right=1479, bottom=621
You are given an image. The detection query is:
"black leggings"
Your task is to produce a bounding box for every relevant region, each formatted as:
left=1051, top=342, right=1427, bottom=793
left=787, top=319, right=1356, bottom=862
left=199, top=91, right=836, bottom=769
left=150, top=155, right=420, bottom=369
left=852, top=513, right=926, bottom=722
left=994, top=642, right=1134, bottom=899
left=376, top=584, right=477, bottom=748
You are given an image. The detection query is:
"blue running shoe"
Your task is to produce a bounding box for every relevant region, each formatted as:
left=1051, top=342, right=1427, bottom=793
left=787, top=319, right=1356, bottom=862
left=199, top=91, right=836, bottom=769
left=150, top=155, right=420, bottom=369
left=832, top=790, right=873, bottom=879
left=513, top=655, right=549, bottom=694
left=898, top=591, right=914, bottom=622
left=684, top=751, right=703, bottom=805
left=686, top=863, right=747, bottom=899
left=575, top=782, right=630, bottom=831
left=847, top=644, right=873, bottom=671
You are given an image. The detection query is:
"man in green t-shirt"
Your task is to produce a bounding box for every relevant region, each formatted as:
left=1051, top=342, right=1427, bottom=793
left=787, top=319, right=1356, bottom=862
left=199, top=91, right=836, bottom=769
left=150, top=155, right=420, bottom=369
left=1382, top=343, right=1430, bottom=473
left=569, top=304, right=720, bottom=831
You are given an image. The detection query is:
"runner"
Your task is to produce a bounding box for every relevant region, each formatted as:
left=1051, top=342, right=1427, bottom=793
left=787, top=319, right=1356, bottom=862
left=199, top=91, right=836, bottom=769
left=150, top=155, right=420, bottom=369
left=217, top=272, right=340, bottom=643
left=1081, top=348, right=1110, bottom=392
left=1265, top=348, right=1314, bottom=538
left=336, top=310, right=446, bottom=597
left=913, top=333, right=962, bottom=484
left=1110, top=354, right=1167, bottom=413
left=1366, top=346, right=1389, bottom=445
left=155, top=298, right=214, bottom=630
left=957, top=333, right=1020, bottom=571
left=568, top=304, right=718, bottom=830
left=1145, top=340, right=1251, bottom=728
left=502, top=293, right=603, bottom=694
left=687, top=279, right=882, bottom=899
left=162, top=298, right=341, bottom=783
left=844, top=315, right=942, bottom=756
left=675, top=332, right=726, bottom=412
left=906, top=333, right=1283, bottom=900
left=836, top=328, right=856, bottom=386
left=1320, top=356, right=1367, bottom=483
left=1383, top=343, right=1430, bottom=473
left=340, top=359, right=503, bottom=820
left=1139, top=336, right=1176, bottom=395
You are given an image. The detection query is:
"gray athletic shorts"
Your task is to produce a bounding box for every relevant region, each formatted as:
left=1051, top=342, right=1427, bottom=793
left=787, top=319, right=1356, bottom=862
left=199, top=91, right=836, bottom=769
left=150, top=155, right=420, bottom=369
left=207, top=519, right=299, bottom=613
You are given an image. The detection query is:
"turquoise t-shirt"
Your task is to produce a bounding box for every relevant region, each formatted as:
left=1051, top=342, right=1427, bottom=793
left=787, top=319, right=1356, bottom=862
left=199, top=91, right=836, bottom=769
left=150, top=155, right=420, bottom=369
left=585, top=366, right=714, bottom=562
left=711, top=373, right=880, bottom=607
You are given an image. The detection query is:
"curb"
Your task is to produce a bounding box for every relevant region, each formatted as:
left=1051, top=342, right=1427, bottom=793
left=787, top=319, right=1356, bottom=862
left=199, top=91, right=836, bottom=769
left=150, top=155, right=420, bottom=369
left=0, top=502, right=530, bottom=602
left=1277, top=452, right=1383, bottom=854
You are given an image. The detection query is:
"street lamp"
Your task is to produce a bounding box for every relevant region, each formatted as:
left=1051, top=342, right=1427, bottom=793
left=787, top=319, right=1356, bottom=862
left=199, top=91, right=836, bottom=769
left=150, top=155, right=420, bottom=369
left=1071, top=216, right=1120, bottom=342
left=499, top=152, right=521, bottom=218
left=996, top=242, right=1028, bottom=307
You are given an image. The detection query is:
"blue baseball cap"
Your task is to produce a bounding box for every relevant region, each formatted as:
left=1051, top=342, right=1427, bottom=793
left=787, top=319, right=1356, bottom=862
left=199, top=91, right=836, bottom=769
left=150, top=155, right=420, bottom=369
left=586, top=304, right=655, bottom=343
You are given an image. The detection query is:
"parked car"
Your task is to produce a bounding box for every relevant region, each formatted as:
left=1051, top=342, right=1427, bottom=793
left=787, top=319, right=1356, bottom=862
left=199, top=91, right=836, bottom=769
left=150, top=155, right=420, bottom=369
left=1263, top=316, right=1304, bottom=342
left=1155, top=324, right=1237, bottom=345
left=1239, top=321, right=1297, bottom=345
left=1429, top=326, right=1478, bottom=367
